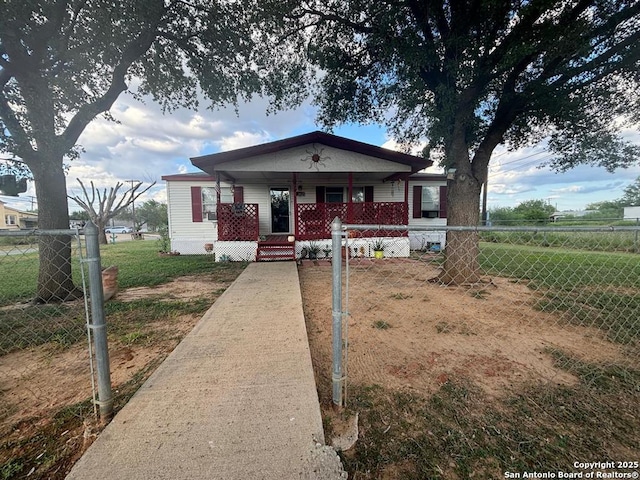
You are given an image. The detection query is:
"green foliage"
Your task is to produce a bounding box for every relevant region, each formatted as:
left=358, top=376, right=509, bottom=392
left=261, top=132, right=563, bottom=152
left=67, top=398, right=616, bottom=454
left=0, top=1, right=307, bottom=296
left=117, top=200, right=168, bottom=231
left=512, top=200, right=555, bottom=223
left=296, top=1, right=640, bottom=171
left=621, top=176, right=640, bottom=207
left=583, top=201, right=625, bottom=219
left=489, top=200, right=554, bottom=225
left=136, top=200, right=167, bottom=231
left=70, top=210, right=91, bottom=221
left=156, top=225, right=171, bottom=253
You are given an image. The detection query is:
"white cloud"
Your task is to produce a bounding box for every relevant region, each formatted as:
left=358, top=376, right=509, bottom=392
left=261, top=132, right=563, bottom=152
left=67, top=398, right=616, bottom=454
left=216, top=131, right=272, bottom=152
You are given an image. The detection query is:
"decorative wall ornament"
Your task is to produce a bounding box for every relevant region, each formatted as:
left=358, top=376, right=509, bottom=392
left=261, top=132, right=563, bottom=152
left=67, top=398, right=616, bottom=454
left=301, top=144, right=331, bottom=171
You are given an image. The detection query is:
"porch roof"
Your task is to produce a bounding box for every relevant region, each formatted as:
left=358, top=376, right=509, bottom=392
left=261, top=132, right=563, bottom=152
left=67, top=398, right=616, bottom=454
left=190, top=131, right=431, bottom=179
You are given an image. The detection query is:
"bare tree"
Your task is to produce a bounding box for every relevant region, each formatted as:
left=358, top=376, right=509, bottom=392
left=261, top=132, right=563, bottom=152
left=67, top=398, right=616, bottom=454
left=69, top=180, right=155, bottom=244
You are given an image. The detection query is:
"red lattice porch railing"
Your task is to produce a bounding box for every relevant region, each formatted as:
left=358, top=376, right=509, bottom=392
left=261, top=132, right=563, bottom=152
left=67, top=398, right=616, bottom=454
left=217, top=203, right=259, bottom=241
left=296, top=202, right=407, bottom=240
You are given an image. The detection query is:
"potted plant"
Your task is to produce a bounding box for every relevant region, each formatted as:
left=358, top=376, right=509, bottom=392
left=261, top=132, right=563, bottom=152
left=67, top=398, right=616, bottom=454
left=372, top=238, right=385, bottom=259
left=322, top=246, right=332, bottom=259
left=307, top=241, right=321, bottom=260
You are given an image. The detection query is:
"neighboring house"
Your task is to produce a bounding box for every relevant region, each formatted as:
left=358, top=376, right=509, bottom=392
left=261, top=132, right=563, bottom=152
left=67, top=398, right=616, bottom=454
left=0, top=200, right=38, bottom=230
left=549, top=210, right=597, bottom=221
left=624, top=206, right=640, bottom=221
left=162, top=131, right=447, bottom=261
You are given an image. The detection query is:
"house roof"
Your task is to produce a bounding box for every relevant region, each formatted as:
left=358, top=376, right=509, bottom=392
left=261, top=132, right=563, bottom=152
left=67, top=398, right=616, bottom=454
left=409, top=173, right=446, bottom=181
left=161, top=172, right=216, bottom=182
left=190, top=131, right=431, bottom=175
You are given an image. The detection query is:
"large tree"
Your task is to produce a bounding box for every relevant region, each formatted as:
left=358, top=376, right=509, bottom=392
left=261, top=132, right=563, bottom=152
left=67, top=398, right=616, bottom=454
left=0, top=0, right=304, bottom=301
left=274, top=0, right=640, bottom=283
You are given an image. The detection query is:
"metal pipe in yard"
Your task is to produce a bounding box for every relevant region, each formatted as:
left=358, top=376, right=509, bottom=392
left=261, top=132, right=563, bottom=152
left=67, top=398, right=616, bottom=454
left=331, top=217, right=344, bottom=407
left=84, top=221, right=114, bottom=421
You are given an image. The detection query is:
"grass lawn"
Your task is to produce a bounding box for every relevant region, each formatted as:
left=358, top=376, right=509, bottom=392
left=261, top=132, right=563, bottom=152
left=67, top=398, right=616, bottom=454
left=479, top=243, right=640, bottom=344
left=0, top=239, right=223, bottom=304
left=0, top=240, right=245, bottom=354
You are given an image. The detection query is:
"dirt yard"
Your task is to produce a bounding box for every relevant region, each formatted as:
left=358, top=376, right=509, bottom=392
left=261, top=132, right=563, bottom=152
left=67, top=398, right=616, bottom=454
left=0, top=275, right=230, bottom=479
left=298, top=258, right=628, bottom=401
left=298, top=257, right=638, bottom=478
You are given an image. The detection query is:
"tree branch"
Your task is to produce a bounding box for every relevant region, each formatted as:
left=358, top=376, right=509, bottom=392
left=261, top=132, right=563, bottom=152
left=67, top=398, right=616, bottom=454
left=61, top=24, right=163, bottom=151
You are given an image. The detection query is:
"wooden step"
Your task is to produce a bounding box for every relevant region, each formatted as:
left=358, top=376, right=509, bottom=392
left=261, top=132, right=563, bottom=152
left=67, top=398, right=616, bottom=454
left=256, top=243, right=296, bottom=261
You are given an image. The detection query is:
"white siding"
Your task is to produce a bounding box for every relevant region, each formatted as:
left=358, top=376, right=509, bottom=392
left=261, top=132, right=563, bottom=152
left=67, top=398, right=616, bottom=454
left=165, top=174, right=448, bottom=255
left=407, top=179, right=447, bottom=250
left=165, top=180, right=220, bottom=254
left=408, top=180, right=447, bottom=227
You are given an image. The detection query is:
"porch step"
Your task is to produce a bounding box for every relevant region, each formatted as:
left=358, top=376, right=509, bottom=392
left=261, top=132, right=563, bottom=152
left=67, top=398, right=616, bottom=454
left=256, top=243, right=296, bottom=262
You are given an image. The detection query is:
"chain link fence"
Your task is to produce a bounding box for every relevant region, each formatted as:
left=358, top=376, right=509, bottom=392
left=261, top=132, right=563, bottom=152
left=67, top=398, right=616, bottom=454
left=298, top=222, right=640, bottom=475
left=0, top=230, right=96, bottom=449
left=326, top=224, right=640, bottom=404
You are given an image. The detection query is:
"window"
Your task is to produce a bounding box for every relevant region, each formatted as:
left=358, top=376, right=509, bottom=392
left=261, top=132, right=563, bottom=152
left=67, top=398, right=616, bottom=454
left=201, top=187, right=233, bottom=220
left=5, top=214, right=16, bottom=225
left=325, top=187, right=344, bottom=203
left=421, top=186, right=440, bottom=218
left=351, top=187, right=365, bottom=203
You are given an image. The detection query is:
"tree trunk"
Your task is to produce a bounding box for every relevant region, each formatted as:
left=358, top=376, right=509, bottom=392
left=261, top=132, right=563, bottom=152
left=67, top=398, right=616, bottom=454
left=439, top=171, right=483, bottom=285
left=95, top=219, right=109, bottom=245
left=30, top=157, right=82, bottom=302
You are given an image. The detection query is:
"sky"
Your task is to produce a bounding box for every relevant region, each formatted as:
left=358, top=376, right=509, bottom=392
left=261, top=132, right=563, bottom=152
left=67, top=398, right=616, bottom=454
left=2, top=89, right=639, bottom=215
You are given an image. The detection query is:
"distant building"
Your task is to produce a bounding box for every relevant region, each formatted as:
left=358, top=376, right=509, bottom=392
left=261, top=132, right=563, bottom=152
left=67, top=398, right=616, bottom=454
left=623, top=206, right=640, bottom=221
left=0, top=200, right=38, bottom=229
left=549, top=210, right=596, bottom=221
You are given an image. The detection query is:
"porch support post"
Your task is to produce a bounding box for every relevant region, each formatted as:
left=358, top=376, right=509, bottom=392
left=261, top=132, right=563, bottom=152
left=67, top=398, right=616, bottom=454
left=404, top=174, right=409, bottom=225
left=347, top=172, right=354, bottom=224
left=331, top=216, right=344, bottom=408
left=215, top=173, right=221, bottom=204
left=293, top=173, right=299, bottom=238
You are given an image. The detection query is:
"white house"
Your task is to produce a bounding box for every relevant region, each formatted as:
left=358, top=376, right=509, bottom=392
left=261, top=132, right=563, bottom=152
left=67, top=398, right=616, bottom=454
left=162, top=131, right=447, bottom=261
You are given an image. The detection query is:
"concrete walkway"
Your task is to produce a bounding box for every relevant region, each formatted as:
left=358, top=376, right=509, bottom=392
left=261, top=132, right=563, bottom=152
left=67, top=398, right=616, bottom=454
left=66, top=262, right=345, bottom=480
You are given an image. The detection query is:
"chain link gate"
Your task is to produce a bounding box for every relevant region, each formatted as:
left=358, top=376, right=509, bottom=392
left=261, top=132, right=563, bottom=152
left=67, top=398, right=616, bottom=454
left=0, top=229, right=103, bottom=451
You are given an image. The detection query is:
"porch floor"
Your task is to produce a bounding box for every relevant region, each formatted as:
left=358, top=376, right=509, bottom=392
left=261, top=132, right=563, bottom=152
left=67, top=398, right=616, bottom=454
left=259, top=235, right=292, bottom=245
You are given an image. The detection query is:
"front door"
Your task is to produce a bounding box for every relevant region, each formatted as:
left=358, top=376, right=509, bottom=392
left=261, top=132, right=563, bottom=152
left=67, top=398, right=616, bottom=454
left=270, top=187, right=290, bottom=233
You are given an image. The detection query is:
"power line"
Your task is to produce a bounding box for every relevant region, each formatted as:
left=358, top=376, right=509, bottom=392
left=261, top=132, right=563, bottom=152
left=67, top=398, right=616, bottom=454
left=490, top=149, right=548, bottom=169
left=488, top=154, right=555, bottom=178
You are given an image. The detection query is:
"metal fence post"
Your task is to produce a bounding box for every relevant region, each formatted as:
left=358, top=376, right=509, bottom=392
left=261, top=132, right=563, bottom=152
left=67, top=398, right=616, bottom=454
left=331, top=217, right=344, bottom=407
left=85, top=221, right=114, bottom=421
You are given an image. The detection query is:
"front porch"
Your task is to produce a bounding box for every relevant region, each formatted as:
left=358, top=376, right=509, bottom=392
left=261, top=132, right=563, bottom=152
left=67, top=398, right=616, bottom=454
left=213, top=199, right=412, bottom=261
left=216, top=201, right=408, bottom=242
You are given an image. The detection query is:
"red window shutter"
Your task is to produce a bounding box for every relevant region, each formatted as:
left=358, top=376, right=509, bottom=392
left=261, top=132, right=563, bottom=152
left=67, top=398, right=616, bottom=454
left=233, top=186, right=244, bottom=203
left=439, top=186, right=448, bottom=218
left=191, top=186, right=203, bottom=222
left=364, top=186, right=374, bottom=203
left=412, top=185, right=422, bottom=219
left=316, top=186, right=325, bottom=203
